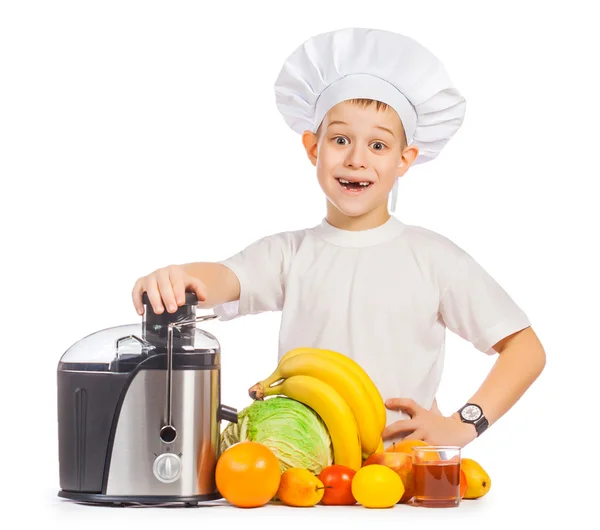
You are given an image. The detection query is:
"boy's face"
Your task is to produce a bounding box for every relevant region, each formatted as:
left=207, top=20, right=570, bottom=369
left=302, top=101, right=418, bottom=220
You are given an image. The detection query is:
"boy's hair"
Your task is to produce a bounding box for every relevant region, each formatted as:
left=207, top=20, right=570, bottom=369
left=316, top=98, right=408, bottom=148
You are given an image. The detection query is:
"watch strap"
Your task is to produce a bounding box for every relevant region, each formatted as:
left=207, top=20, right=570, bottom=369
left=474, top=415, right=489, bottom=436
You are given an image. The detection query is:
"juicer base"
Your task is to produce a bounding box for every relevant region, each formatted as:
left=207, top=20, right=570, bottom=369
left=58, top=490, right=223, bottom=507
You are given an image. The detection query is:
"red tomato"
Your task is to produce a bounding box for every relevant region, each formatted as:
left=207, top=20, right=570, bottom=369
left=318, top=465, right=357, bottom=505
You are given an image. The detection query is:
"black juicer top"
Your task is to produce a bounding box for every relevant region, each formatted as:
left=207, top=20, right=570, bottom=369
left=142, top=291, right=199, bottom=353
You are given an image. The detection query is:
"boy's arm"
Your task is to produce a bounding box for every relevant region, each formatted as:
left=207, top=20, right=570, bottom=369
left=182, top=262, right=240, bottom=309
left=450, top=325, right=546, bottom=432
left=383, top=326, right=546, bottom=445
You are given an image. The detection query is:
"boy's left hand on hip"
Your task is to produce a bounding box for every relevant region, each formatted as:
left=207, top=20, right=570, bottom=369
left=383, top=398, right=477, bottom=447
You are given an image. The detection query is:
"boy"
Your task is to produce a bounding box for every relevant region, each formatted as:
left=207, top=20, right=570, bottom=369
left=132, top=28, right=546, bottom=446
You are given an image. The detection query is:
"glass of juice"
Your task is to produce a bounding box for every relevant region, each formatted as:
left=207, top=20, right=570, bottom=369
left=411, top=446, right=461, bottom=507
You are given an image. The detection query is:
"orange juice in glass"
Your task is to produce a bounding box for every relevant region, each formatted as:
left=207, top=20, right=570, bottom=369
left=411, top=446, right=461, bottom=507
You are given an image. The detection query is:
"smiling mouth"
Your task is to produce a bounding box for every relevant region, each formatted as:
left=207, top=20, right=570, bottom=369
left=335, top=178, right=373, bottom=191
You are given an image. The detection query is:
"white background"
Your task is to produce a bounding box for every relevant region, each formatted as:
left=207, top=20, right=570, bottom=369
left=2, top=0, right=598, bottom=527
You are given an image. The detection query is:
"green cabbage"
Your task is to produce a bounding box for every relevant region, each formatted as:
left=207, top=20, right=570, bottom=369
left=220, top=396, right=333, bottom=474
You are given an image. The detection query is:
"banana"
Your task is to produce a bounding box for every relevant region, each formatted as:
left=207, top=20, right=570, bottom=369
left=261, top=374, right=363, bottom=471
left=362, top=438, right=384, bottom=461
left=278, top=347, right=387, bottom=434
left=250, top=352, right=381, bottom=455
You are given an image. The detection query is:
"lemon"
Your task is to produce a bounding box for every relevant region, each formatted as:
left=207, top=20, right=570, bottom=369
left=351, top=464, right=404, bottom=508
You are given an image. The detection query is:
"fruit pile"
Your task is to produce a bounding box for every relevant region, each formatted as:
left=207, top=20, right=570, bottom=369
left=215, top=347, right=492, bottom=509
left=216, top=439, right=491, bottom=509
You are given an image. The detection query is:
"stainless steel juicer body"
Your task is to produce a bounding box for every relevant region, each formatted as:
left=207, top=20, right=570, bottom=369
left=56, top=293, right=238, bottom=505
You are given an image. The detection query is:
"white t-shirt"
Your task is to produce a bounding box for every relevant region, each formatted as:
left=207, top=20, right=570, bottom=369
left=213, top=215, right=530, bottom=440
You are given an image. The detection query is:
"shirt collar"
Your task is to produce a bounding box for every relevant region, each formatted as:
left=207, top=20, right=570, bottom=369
left=313, top=215, right=406, bottom=248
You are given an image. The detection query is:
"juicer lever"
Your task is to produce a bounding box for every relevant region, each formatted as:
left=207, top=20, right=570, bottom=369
left=165, top=314, right=220, bottom=429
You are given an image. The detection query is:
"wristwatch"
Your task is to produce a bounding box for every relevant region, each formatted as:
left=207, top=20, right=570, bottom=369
left=457, top=403, right=489, bottom=437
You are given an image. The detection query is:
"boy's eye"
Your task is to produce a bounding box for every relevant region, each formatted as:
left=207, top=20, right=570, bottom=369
left=332, top=137, right=386, bottom=150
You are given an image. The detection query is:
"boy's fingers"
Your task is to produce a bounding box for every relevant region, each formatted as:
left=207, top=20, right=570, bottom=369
left=131, top=279, right=145, bottom=315
left=156, top=268, right=177, bottom=313
left=172, top=276, right=206, bottom=305
left=133, top=267, right=207, bottom=316
left=382, top=419, right=419, bottom=441
left=402, top=428, right=426, bottom=442
left=190, top=278, right=207, bottom=302
left=170, top=275, right=187, bottom=307
left=385, top=398, right=423, bottom=417
left=144, top=280, right=163, bottom=314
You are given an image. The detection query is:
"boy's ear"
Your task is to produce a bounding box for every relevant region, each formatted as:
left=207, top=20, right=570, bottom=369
left=396, top=144, right=420, bottom=178
left=302, top=130, right=318, bottom=166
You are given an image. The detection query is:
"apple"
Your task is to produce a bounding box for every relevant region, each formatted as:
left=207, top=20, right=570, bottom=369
left=362, top=451, right=414, bottom=504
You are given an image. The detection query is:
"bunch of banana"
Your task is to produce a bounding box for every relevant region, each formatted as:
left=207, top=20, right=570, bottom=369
left=247, top=347, right=387, bottom=471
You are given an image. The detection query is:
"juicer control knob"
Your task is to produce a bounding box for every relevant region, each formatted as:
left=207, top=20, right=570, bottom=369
left=153, top=453, right=181, bottom=483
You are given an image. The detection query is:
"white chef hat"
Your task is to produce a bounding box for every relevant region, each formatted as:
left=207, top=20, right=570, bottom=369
left=274, top=27, right=466, bottom=211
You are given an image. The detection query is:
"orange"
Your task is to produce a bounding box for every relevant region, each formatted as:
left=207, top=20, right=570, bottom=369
left=215, top=441, right=281, bottom=508
left=460, top=468, right=467, bottom=499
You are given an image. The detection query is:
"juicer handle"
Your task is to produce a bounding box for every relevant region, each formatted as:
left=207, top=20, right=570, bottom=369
left=164, top=314, right=220, bottom=429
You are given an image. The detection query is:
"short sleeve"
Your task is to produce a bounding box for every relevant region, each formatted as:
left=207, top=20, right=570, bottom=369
left=212, top=231, right=295, bottom=321
left=439, top=251, right=531, bottom=354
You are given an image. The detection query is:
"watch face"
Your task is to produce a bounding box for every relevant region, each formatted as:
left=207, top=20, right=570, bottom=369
left=461, top=405, right=482, bottom=421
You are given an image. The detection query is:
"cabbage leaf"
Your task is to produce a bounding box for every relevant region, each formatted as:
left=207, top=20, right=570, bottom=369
left=220, top=396, right=333, bottom=474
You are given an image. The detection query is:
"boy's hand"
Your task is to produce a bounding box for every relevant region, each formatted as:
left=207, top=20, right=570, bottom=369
left=132, top=265, right=207, bottom=316
left=382, top=398, right=477, bottom=447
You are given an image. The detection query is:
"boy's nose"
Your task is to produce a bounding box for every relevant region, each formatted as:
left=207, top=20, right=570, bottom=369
left=345, top=145, right=368, bottom=169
